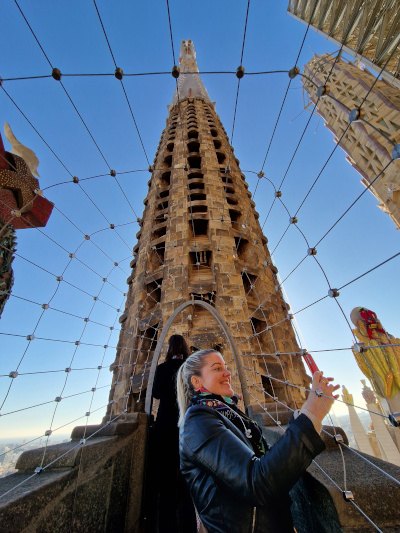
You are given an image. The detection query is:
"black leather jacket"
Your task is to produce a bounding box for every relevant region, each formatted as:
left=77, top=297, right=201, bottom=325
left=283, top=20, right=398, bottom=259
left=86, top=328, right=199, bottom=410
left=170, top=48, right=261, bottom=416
left=179, top=405, right=325, bottom=533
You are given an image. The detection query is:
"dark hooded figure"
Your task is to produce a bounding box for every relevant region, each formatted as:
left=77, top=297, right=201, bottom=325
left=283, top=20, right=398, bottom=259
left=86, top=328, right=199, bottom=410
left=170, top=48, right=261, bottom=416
left=152, top=334, right=196, bottom=532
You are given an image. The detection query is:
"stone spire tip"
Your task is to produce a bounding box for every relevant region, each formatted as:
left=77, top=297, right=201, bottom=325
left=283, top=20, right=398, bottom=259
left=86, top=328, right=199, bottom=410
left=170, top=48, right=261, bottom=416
left=169, top=39, right=214, bottom=109
left=179, top=39, right=196, bottom=63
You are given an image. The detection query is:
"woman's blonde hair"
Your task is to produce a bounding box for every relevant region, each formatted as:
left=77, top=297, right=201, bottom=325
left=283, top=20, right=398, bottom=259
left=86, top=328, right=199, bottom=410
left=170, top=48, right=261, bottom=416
left=176, top=349, right=220, bottom=426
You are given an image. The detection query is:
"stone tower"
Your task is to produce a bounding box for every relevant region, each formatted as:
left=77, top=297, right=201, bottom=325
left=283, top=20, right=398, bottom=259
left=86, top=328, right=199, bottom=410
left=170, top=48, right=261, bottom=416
left=287, top=0, right=400, bottom=88
left=302, top=53, right=400, bottom=229
left=106, top=40, right=310, bottom=418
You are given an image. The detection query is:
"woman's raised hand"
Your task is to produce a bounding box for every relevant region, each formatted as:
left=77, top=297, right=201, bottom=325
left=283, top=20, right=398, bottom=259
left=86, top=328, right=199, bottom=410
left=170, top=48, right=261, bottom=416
left=302, top=371, right=340, bottom=422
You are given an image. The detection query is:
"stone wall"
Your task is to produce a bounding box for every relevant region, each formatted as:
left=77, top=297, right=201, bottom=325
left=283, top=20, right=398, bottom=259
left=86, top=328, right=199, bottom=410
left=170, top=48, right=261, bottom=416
left=258, top=417, right=400, bottom=532
left=0, top=413, right=148, bottom=533
left=2, top=412, right=400, bottom=531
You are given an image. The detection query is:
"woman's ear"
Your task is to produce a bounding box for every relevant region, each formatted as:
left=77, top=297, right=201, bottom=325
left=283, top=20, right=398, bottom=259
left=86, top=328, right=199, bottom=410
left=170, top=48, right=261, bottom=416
left=191, top=375, right=201, bottom=390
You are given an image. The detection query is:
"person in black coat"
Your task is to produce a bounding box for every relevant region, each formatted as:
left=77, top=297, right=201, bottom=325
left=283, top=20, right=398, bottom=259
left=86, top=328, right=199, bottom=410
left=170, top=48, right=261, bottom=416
left=177, top=349, right=339, bottom=533
left=152, top=334, right=196, bottom=533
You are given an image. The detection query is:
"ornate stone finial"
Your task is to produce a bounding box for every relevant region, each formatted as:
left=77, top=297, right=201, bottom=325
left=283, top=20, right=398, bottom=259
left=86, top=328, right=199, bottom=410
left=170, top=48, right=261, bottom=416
left=179, top=39, right=196, bottom=63
left=361, top=379, right=377, bottom=404
left=4, top=123, right=40, bottom=177
left=342, top=385, right=354, bottom=405
left=0, top=126, right=53, bottom=230
left=169, top=40, right=214, bottom=108
left=351, top=307, right=400, bottom=399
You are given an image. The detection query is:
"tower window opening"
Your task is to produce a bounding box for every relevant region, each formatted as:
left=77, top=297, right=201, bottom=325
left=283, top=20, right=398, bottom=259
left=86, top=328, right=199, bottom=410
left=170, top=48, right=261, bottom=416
left=222, top=176, right=233, bottom=184
left=188, top=155, right=201, bottom=169
left=160, top=171, right=171, bottom=187
left=187, top=112, right=196, bottom=119
left=188, top=130, right=199, bottom=139
left=250, top=317, right=268, bottom=343
left=144, top=279, right=162, bottom=311
left=167, top=142, right=174, bottom=152
left=189, top=205, right=207, bottom=214
left=261, top=374, right=275, bottom=401
left=229, top=208, right=242, bottom=224
left=227, top=196, right=238, bottom=206
left=152, top=224, right=167, bottom=240
left=242, top=272, right=258, bottom=295
left=189, top=193, right=206, bottom=202
left=151, top=243, right=165, bottom=266
left=213, top=139, right=221, bottom=149
left=190, top=250, right=212, bottom=267
left=224, top=186, right=235, bottom=195
left=156, top=199, right=168, bottom=211
left=190, top=218, right=209, bottom=237
left=187, top=141, right=200, bottom=153
left=188, top=172, right=203, bottom=181
left=235, top=237, right=250, bottom=262
left=190, top=292, right=215, bottom=305
left=139, top=325, right=159, bottom=353
left=164, top=155, right=173, bottom=168
left=187, top=121, right=198, bottom=129
left=154, top=212, right=166, bottom=224
left=210, top=129, right=218, bottom=137
left=226, top=197, right=238, bottom=206
left=188, top=181, right=204, bottom=190
left=216, top=152, right=226, bottom=164
left=159, top=189, right=169, bottom=199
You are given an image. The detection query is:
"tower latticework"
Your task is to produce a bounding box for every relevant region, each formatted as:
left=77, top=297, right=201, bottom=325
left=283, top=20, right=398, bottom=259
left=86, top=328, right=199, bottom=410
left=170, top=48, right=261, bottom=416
left=106, top=40, right=309, bottom=418
left=302, top=53, right=400, bottom=229
left=287, top=0, right=400, bottom=88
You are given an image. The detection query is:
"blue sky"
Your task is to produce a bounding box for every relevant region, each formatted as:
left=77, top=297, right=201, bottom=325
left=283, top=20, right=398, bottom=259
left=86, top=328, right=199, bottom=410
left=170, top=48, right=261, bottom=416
left=1, top=1, right=400, bottom=439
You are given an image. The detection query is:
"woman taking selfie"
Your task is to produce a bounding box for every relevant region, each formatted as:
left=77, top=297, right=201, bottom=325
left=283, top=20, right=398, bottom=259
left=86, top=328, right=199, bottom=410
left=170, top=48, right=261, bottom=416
left=177, top=349, right=339, bottom=533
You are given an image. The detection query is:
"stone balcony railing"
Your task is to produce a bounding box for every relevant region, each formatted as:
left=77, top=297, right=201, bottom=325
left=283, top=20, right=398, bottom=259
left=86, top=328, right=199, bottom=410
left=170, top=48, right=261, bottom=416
left=1, top=410, right=400, bottom=532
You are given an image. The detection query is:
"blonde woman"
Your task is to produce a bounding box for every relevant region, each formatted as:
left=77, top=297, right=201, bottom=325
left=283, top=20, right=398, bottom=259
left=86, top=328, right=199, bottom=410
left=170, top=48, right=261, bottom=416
left=177, top=350, right=339, bottom=533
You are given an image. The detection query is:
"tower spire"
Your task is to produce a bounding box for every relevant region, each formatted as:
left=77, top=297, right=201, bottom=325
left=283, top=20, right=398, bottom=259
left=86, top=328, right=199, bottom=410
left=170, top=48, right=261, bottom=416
left=107, top=40, right=310, bottom=418
left=169, top=39, right=214, bottom=108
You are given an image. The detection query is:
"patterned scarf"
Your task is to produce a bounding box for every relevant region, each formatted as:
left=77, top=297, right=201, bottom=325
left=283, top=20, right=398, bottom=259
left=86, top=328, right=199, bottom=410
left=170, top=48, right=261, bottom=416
left=191, top=388, right=266, bottom=457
